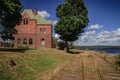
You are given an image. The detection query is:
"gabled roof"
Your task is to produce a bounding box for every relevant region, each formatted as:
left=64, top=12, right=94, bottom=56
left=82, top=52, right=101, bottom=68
left=22, top=9, right=52, bottom=25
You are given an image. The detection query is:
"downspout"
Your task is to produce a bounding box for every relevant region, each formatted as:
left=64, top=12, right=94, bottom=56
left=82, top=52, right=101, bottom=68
left=35, top=22, right=37, bottom=49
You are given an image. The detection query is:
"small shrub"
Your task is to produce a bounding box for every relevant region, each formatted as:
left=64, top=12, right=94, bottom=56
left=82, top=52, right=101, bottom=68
left=101, top=52, right=108, bottom=55
left=17, top=45, right=28, bottom=49
left=86, top=48, right=89, bottom=51
left=115, top=54, right=120, bottom=66
left=58, top=41, right=65, bottom=50
left=22, top=45, right=28, bottom=49
left=101, top=52, right=108, bottom=60
left=17, top=45, right=23, bottom=48
left=88, top=55, right=93, bottom=58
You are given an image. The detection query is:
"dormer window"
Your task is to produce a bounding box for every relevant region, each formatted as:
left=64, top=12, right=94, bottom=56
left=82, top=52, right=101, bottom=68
left=23, top=18, right=28, bottom=25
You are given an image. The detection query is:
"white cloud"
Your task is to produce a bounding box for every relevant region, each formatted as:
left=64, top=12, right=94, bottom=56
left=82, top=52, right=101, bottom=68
left=74, top=27, right=120, bottom=46
left=74, top=31, right=96, bottom=46
left=117, top=28, right=120, bottom=31
left=54, top=34, right=59, bottom=39
left=96, top=28, right=120, bottom=45
left=53, top=20, right=58, bottom=25
left=84, top=31, right=96, bottom=36
left=38, top=11, right=50, bottom=18
left=88, top=24, right=103, bottom=30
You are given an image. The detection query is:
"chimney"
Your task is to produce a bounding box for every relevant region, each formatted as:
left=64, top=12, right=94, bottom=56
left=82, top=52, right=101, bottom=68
left=34, top=8, right=38, bottom=15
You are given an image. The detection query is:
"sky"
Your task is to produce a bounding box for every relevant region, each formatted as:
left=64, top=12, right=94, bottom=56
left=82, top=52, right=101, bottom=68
left=20, top=0, right=120, bottom=46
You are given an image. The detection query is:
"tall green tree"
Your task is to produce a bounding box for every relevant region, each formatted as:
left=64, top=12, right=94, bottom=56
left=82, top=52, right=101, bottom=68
left=54, top=0, right=89, bottom=52
left=0, top=0, right=22, bottom=40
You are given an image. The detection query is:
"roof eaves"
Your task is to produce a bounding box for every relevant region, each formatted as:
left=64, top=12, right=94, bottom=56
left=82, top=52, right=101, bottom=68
left=34, top=15, right=52, bottom=25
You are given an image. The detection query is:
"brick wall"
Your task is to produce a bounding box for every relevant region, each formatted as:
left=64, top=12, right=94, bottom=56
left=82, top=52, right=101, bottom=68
left=14, top=14, right=52, bottom=48
left=14, top=34, right=36, bottom=48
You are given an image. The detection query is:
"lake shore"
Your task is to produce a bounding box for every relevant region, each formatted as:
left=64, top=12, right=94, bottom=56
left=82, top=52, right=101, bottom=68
left=75, top=46, right=120, bottom=56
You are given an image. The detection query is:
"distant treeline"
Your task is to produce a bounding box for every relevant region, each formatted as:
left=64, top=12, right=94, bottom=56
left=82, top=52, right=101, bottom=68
left=76, top=46, right=120, bottom=49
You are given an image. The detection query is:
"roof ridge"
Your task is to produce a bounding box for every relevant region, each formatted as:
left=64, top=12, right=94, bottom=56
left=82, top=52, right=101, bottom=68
left=22, top=9, right=52, bottom=25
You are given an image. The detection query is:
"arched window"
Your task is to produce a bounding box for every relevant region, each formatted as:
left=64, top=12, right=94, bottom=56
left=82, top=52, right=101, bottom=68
left=44, top=28, right=46, bottom=34
left=41, top=39, right=45, bottom=45
left=17, top=38, right=21, bottom=44
left=23, top=38, right=27, bottom=44
left=29, top=38, right=33, bottom=45
left=23, top=18, right=28, bottom=25
left=40, top=28, right=42, bottom=34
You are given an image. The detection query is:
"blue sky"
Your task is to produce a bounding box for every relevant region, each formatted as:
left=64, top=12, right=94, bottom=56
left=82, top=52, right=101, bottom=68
left=20, top=0, right=120, bottom=46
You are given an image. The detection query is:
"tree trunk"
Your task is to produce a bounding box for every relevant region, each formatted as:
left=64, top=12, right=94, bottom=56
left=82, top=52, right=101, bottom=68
left=65, top=40, right=69, bottom=52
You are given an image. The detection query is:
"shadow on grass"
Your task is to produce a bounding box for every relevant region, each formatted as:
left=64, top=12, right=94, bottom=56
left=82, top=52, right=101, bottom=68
left=57, top=48, right=81, bottom=54
left=0, top=48, right=29, bottom=53
left=67, top=51, right=80, bottom=54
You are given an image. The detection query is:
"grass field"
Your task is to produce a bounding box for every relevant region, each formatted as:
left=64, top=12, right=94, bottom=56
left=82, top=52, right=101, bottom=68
left=0, top=48, right=71, bottom=80
left=0, top=48, right=120, bottom=80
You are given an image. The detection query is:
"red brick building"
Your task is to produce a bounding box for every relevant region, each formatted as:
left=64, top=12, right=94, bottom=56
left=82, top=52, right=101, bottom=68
left=14, top=9, right=52, bottom=48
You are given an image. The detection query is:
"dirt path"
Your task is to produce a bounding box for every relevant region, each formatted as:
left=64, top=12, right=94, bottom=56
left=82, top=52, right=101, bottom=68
left=52, top=51, right=120, bottom=80
left=52, top=54, right=82, bottom=80
left=89, top=51, right=120, bottom=80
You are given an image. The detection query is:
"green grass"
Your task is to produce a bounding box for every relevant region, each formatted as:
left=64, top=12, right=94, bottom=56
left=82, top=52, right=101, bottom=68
left=101, top=51, right=108, bottom=55
left=100, top=52, right=109, bottom=60
left=0, top=48, right=71, bottom=80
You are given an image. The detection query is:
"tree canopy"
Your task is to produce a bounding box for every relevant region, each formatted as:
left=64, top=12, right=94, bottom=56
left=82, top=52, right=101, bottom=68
left=0, top=0, right=22, bottom=40
left=54, top=0, right=89, bottom=51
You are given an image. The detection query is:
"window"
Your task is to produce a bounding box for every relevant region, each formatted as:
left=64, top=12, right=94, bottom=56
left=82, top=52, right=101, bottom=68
left=23, top=38, right=27, bottom=44
left=23, top=18, right=26, bottom=24
left=23, top=18, right=28, bottom=25
left=17, top=38, right=21, bottom=44
left=41, top=39, right=45, bottom=45
left=26, top=18, right=28, bottom=24
left=40, top=28, right=42, bottom=34
left=44, top=28, right=46, bottom=34
left=29, top=38, right=33, bottom=45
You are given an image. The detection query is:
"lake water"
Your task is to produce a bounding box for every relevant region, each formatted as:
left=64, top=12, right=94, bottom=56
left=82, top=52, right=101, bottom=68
left=76, top=46, right=120, bottom=56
